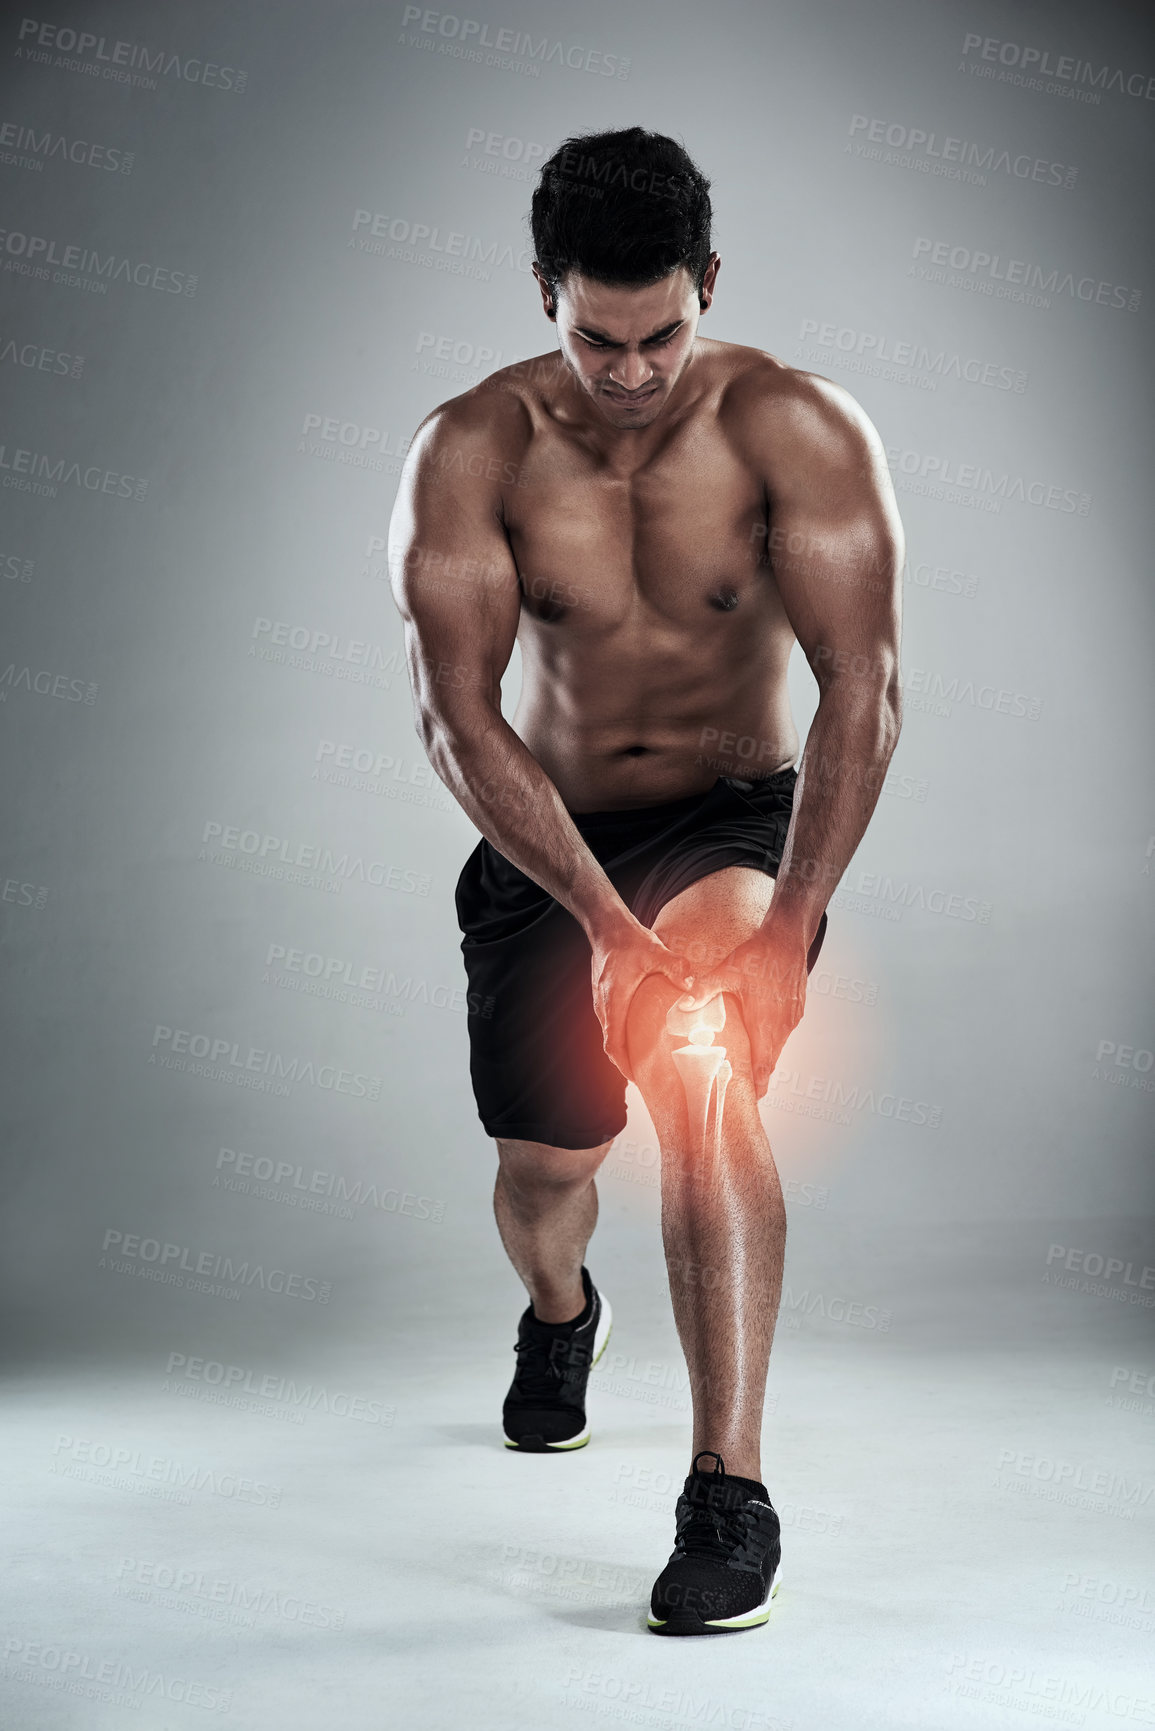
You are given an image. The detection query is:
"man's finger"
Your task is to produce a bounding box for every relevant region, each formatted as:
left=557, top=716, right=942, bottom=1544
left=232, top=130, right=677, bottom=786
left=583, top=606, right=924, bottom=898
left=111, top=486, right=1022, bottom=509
left=604, top=1020, right=635, bottom=1083
left=610, top=982, right=645, bottom=1080
left=605, top=1041, right=631, bottom=1083
left=603, top=1000, right=624, bottom=1066
left=749, top=1019, right=776, bottom=1098
left=679, top=973, right=730, bottom=1011
left=764, top=1029, right=789, bottom=1090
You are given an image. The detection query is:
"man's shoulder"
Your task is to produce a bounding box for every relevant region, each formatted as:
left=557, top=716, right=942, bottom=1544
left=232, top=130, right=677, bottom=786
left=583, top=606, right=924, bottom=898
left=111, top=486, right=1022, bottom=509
left=708, top=342, right=885, bottom=485
left=411, top=352, right=560, bottom=460
left=714, top=341, right=870, bottom=439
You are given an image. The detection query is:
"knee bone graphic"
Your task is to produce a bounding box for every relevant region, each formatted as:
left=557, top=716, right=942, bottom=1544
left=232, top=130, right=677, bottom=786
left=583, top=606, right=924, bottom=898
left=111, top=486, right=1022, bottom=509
left=666, top=993, right=732, bottom=1158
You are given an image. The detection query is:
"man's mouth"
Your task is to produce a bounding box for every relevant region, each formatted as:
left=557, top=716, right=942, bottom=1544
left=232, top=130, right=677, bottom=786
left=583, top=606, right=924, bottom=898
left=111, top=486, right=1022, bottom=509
left=604, top=384, right=659, bottom=409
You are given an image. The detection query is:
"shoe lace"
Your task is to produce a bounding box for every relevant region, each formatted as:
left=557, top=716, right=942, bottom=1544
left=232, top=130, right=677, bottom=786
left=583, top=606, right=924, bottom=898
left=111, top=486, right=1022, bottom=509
left=675, top=1501, right=758, bottom=1561
left=511, top=1332, right=588, bottom=1403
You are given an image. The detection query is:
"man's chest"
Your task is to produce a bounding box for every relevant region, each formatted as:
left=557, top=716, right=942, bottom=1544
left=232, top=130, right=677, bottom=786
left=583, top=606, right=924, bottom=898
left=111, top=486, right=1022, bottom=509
left=502, top=429, right=772, bottom=625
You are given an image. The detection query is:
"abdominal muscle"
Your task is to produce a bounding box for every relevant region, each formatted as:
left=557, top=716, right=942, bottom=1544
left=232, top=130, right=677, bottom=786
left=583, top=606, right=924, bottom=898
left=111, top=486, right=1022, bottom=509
left=511, top=622, right=800, bottom=813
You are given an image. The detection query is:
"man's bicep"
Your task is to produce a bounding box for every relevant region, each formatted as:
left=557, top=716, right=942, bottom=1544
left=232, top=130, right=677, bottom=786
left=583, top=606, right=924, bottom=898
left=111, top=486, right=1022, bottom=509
left=765, top=379, right=904, bottom=684
left=389, top=411, right=523, bottom=713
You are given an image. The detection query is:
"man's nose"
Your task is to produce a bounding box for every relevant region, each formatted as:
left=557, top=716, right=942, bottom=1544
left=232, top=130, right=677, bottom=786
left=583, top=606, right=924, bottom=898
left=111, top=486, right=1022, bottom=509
left=609, top=351, right=654, bottom=390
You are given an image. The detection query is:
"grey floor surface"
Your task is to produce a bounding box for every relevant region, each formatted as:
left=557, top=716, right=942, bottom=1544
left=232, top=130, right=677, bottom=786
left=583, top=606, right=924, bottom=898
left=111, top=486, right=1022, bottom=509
left=4, top=1187, right=1155, bottom=1731
left=5, top=1257, right=1154, bottom=1731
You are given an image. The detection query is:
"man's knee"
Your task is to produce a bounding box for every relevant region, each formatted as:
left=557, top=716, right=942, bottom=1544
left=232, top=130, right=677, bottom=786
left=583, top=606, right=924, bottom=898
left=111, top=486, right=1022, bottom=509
left=626, top=976, right=761, bottom=1121
left=626, top=974, right=754, bottom=1121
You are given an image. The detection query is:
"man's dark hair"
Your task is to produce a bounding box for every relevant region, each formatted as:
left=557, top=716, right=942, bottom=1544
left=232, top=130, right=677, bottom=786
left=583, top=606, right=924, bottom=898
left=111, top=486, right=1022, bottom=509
left=530, top=127, right=713, bottom=312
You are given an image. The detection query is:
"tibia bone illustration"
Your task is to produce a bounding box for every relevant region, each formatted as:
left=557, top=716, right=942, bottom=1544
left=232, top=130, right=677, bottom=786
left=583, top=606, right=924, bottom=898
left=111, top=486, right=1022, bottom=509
left=666, top=993, right=731, bottom=1160
left=712, top=1057, right=733, bottom=1153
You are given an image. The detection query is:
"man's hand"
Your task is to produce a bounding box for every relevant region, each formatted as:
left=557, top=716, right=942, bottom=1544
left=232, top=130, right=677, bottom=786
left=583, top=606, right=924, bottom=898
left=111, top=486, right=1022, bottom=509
left=590, top=918, right=694, bottom=1084
left=679, top=933, right=809, bottom=1097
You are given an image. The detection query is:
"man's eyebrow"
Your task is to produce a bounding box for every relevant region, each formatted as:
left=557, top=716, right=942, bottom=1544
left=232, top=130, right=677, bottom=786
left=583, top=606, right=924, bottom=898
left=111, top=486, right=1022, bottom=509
left=573, top=320, right=684, bottom=344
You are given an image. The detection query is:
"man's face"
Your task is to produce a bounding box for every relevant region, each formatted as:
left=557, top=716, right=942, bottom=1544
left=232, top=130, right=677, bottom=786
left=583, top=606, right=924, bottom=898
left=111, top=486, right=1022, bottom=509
left=537, top=256, right=719, bottom=431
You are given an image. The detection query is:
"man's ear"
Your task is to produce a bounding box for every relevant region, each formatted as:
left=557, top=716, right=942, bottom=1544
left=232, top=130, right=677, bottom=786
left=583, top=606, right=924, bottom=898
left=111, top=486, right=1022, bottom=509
left=698, top=251, right=721, bottom=314
left=531, top=262, right=557, bottom=321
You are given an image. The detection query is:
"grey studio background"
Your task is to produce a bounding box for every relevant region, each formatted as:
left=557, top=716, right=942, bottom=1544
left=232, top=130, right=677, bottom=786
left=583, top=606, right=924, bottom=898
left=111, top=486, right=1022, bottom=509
left=1, top=0, right=1153, bottom=1727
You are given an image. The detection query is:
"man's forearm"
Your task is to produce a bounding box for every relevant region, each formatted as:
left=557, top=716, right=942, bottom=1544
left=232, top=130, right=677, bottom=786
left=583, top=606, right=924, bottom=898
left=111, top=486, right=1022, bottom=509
left=762, top=681, right=901, bottom=949
left=423, top=702, right=634, bottom=943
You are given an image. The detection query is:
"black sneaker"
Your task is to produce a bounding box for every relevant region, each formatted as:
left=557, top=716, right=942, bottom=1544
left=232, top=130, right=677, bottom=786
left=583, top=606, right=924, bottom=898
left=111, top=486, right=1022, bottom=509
left=502, top=1266, right=612, bottom=1452
left=647, top=1450, right=782, bottom=1634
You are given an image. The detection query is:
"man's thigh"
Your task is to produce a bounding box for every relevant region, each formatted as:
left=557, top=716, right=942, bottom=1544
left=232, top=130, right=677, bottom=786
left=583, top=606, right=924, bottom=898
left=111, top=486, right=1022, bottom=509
left=651, top=865, right=776, bottom=971
left=462, top=907, right=628, bottom=1151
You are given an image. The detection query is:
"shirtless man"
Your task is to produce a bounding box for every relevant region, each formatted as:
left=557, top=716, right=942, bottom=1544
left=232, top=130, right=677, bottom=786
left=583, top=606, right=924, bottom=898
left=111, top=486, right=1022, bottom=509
left=390, top=127, right=903, bottom=1635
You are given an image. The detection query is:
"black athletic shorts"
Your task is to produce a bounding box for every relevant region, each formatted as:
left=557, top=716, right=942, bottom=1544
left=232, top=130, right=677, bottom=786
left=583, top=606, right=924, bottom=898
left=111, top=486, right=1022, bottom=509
left=454, top=768, right=828, bottom=1150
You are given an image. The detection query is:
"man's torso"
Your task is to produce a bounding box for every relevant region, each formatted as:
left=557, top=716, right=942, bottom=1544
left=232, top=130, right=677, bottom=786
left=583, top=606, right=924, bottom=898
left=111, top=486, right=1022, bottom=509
left=460, top=338, right=811, bottom=812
